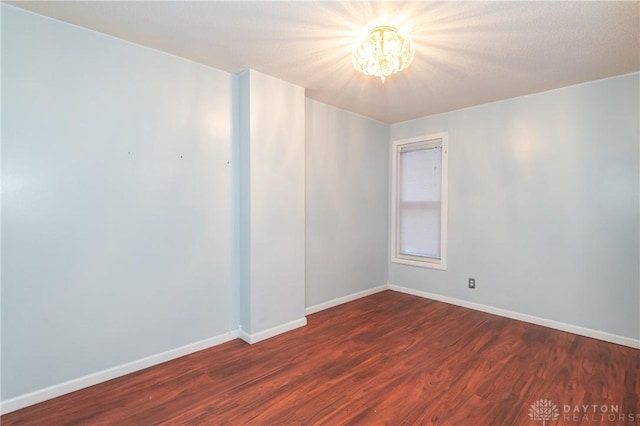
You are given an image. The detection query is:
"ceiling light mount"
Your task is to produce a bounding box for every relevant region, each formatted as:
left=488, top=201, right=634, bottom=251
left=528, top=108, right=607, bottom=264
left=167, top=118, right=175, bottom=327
left=352, top=25, right=415, bottom=83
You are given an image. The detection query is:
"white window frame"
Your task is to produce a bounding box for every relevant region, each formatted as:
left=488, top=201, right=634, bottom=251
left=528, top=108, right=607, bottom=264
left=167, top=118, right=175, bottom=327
left=391, top=132, right=448, bottom=270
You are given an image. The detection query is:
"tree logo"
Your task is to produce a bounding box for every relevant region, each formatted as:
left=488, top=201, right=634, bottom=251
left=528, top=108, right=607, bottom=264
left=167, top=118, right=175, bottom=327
left=529, top=399, right=560, bottom=425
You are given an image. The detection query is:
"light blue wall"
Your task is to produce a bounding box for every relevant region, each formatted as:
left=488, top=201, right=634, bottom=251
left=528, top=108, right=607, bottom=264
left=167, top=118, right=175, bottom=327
left=390, top=73, right=640, bottom=341
left=1, top=6, right=236, bottom=399
left=238, top=70, right=306, bottom=335
left=305, top=99, right=389, bottom=308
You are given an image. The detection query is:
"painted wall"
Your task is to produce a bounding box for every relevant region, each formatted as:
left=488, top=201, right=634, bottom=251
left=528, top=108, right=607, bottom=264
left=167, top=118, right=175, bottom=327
left=389, top=73, right=640, bottom=341
left=238, top=70, right=306, bottom=337
left=1, top=5, right=236, bottom=399
left=305, top=99, right=389, bottom=308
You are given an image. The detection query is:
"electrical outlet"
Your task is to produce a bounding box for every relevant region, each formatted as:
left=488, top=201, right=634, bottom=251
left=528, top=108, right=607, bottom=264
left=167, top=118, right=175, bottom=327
left=468, top=278, right=476, bottom=289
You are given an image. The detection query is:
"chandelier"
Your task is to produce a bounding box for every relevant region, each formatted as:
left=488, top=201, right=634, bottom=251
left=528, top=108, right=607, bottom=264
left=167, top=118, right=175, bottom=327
left=352, top=25, right=415, bottom=83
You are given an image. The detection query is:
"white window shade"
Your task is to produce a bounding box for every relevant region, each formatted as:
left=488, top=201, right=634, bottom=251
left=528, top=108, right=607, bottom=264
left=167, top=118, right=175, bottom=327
left=398, top=146, right=442, bottom=259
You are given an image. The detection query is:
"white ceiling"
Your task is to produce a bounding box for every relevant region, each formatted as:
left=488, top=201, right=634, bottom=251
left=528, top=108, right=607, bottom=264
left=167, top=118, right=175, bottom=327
left=11, top=1, right=640, bottom=123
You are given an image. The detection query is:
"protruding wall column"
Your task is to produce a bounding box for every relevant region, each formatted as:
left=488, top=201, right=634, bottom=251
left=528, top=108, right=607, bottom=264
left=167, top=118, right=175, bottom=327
left=237, top=69, right=306, bottom=343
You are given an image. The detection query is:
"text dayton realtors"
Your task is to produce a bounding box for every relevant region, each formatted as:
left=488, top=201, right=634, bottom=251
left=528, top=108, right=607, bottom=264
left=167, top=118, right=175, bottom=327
left=562, top=404, right=638, bottom=423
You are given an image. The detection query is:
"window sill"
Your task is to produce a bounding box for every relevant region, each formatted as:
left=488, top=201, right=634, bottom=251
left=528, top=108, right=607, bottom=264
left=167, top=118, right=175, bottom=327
left=392, top=256, right=447, bottom=270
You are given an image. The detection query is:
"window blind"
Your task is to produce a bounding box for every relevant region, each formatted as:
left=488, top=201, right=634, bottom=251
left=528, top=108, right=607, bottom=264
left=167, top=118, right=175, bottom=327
left=398, top=144, right=442, bottom=259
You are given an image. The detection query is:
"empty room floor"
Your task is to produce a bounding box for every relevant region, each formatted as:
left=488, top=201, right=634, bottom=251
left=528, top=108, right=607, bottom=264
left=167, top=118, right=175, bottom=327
left=2, top=290, right=639, bottom=425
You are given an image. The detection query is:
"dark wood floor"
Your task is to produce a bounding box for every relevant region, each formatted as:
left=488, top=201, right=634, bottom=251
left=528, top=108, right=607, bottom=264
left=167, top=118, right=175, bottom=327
left=3, top=290, right=639, bottom=425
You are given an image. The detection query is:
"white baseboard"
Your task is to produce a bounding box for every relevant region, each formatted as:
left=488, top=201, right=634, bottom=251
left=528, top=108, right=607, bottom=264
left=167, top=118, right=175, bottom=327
left=4, top=286, right=636, bottom=415
left=305, top=284, right=388, bottom=315
left=0, top=330, right=240, bottom=415
left=240, top=317, right=307, bottom=344
left=388, top=284, right=640, bottom=349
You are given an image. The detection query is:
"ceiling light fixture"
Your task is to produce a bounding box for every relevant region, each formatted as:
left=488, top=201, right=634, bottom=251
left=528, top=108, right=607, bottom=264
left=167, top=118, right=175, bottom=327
left=352, top=25, right=415, bottom=83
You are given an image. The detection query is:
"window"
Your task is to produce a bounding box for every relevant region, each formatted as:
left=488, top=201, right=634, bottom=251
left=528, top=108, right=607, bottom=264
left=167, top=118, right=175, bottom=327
left=391, top=133, right=448, bottom=269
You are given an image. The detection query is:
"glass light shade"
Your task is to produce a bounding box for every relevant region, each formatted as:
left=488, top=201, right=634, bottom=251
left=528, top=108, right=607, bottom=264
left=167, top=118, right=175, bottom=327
left=352, top=25, right=415, bottom=82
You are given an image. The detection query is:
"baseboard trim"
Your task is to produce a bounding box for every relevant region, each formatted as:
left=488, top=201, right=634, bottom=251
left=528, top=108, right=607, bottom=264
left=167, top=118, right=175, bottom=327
left=5, top=287, right=636, bottom=415
left=305, top=285, right=388, bottom=315
left=388, top=284, right=640, bottom=349
left=240, top=317, right=307, bottom=344
left=0, top=330, right=240, bottom=415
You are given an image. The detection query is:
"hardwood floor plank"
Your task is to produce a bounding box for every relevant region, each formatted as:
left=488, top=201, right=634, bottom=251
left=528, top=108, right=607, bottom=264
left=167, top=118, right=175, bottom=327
left=2, top=290, right=638, bottom=425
